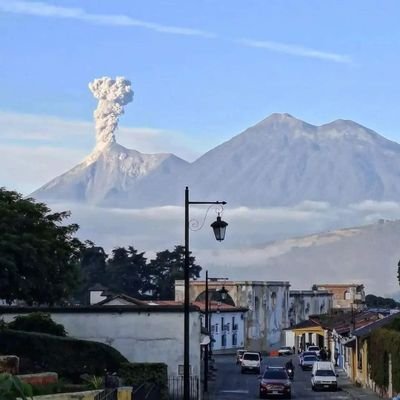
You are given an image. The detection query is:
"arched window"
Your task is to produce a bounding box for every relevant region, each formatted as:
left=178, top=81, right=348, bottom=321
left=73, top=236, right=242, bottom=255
left=271, top=292, right=277, bottom=308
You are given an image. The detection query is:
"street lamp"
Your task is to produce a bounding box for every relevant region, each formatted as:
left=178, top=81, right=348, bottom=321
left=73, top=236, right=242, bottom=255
left=218, top=285, right=229, bottom=302
left=184, top=186, right=227, bottom=400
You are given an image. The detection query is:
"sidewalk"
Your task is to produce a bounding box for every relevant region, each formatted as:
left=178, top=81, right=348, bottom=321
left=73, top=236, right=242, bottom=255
left=337, top=369, right=382, bottom=400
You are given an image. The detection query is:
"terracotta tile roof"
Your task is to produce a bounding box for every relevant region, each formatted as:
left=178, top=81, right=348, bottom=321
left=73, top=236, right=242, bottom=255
left=192, top=300, right=248, bottom=313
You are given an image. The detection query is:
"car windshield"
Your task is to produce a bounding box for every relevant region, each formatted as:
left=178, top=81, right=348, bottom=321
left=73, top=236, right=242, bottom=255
left=238, top=351, right=245, bottom=355
left=304, top=356, right=318, bottom=361
left=263, top=370, right=288, bottom=380
left=243, top=353, right=259, bottom=361
left=308, top=347, right=319, bottom=351
left=316, top=370, right=335, bottom=376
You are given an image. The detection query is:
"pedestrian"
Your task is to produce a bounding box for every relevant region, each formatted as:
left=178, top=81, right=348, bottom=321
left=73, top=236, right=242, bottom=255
left=292, top=346, right=295, bottom=354
left=334, top=348, right=339, bottom=366
left=327, top=348, right=332, bottom=361
left=319, top=347, right=327, bottom=361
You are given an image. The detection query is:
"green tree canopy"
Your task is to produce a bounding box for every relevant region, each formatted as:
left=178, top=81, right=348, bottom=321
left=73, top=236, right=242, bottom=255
left=0, top=188, right=82, bottom=305
left=8, top=312, right=67, bottom=336
left=149, top=245, right=201, bottom=300
left=106, top=246, right=152, bottom=298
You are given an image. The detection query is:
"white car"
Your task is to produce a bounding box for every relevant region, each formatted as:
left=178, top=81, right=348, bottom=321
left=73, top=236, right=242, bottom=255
left=278, top=346, right=293, bottom=356
left=307, top=345, right=320, bottom=356
left=241, top=351, right=261, bottom=374
left=311, top=361, right=338, bottom=391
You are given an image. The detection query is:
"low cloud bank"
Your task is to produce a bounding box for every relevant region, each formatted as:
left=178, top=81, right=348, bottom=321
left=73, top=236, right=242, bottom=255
left=46, top=200, right=400, bottom=297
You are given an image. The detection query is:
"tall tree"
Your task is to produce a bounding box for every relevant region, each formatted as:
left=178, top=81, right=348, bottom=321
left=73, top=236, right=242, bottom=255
left=75, top=243, right=108, bottom=304
left=0, top=188, right=82, bottom=305
left=149, top=245, right=202, bottom=300
left=106, top=246, right=151, bottom=298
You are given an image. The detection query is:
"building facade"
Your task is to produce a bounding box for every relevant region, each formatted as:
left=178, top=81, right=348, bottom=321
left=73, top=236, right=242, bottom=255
left=175, top=280, right=291, bottom=352
left=314, top=283, right=365, bottom=310
left=289, top=289, right=333, bottom=326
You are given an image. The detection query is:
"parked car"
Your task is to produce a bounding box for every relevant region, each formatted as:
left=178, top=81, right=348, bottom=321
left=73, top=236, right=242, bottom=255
left=301, top=354, right=319, bottom=370
left=236, top=349, right=246, bottom=365
left=311, top=361, right=338, bottom=391
left=259, top=367, right=291, bottom=399
left=298, top=351, right=317, bottom=366
left=278, top=346, right=293, bottom=356
left=306, top=345, right=320, bottom=356
left=241, top=351, right=261, bottom=374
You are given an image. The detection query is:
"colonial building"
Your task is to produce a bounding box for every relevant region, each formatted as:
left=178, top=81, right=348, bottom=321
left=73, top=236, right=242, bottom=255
left=313, top=283, right=365, bottom=310
left=289, top=289, right=333, bottom=326
left=175, top=280, right=291, bottom=352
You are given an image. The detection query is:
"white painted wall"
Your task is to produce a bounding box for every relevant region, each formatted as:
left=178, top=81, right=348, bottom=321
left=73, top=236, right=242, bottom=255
left=208, top=311, right=245, bottom=351
left=1, top=310, right=201, bottom=378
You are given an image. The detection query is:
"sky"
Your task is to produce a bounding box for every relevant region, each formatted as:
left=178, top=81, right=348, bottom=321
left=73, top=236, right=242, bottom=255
left=1, top=0, right=400, bottom=194
left=2, top=1, right=400, bottom=296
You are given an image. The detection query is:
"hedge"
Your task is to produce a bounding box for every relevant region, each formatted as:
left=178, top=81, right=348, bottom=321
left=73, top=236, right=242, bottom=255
left=119, top=362, right=168, bottom=400
left=368, top=318, right=400, bottom=393
left=0, top=329, right=128, bottom=381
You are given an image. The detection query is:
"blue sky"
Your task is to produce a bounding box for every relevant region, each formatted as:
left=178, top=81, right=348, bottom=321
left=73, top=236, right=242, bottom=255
left=1, top=0, right=400, bottom=193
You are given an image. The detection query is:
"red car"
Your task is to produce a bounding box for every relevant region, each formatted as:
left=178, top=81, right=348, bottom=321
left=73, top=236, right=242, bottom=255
left=259, top=367, right=292, bottom=399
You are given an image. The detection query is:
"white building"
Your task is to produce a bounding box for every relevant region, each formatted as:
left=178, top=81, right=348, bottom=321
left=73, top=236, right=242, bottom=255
left=0, top=300, right=203, bottom=380
left=192, top=301, right=247, bottom=353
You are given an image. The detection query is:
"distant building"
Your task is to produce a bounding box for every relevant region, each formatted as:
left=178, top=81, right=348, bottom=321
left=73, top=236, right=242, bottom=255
left=313, top=283, right=365, bottom=310
left=289, top=289, right=333, bottom=326
left=192, top=300, right=247, bottom=353
left=175, top=280, right=290, bottom=351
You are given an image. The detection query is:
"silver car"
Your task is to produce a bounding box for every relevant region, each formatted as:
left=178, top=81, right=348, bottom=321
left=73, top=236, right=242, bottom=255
left=301, top=354, right=318, bottom=370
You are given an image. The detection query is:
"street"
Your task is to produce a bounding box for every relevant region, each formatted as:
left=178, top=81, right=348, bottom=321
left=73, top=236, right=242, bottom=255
left=209, top=354, right=365, bottom=400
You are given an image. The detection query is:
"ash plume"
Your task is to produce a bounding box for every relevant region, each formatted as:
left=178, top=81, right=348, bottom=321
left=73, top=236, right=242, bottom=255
left=89, top=76, right=133, bottom=148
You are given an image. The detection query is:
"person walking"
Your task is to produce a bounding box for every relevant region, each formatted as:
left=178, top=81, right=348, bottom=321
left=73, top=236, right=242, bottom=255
left=334, top=348, right=339, bottom=366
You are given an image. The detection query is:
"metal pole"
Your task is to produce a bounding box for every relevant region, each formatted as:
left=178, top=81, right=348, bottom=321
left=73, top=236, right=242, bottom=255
left=204, top=270, right=209, bottom=393
left=184, top=186, right=190, bottom=400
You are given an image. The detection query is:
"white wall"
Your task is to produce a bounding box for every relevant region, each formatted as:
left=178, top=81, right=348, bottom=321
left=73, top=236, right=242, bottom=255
left=208, top=311, right=245, bottom=351
left=1, top=310, right=201, bottom=378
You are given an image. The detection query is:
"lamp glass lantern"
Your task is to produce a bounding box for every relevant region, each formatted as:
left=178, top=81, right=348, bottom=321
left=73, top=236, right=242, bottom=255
left=218, top=285, right=229, bottom=301
left=210, top=215, right=228, bottom=241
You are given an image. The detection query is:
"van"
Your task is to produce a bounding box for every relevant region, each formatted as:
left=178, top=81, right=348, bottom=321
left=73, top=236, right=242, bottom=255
left=311, top=361, right=338, bottom=391
left=241, top=351, right=261, bottom=374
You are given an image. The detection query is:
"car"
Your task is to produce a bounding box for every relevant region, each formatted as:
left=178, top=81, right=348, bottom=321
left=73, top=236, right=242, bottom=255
left=306, top=345, right=320, bottom=356
left=259, top=367, right=291, bottom=398
left=236, top=349, right=246, bottom=365
left=301, top=354, right=319, bottom=370
left=311, top=361, right=338, bottom=391
left=278, top=346, right=293, bottom=356
left=298, top=351, right=317, bottom=366
left=241, top=351, right=261, bottom=374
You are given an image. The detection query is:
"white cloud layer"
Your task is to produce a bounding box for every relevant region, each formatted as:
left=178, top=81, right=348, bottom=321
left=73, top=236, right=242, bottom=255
left=44, top=200, right=400, bottom=297
left=0, top=1, right=352, bottom=63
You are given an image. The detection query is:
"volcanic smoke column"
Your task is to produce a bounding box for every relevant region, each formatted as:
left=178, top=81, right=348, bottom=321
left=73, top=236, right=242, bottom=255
left=89, top=77, right=134, bottom=149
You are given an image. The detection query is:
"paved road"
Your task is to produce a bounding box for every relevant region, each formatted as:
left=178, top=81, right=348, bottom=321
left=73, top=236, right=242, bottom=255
left=208, top=354, right=358, bottom=400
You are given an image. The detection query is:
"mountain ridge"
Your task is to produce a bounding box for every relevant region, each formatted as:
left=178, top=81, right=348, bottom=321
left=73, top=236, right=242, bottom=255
left=32, top=113, right=400, bottom=208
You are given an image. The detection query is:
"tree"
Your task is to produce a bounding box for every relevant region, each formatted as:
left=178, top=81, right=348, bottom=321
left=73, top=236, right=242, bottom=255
left=106, top=246, right=152, bottom=298
left=75, top=243, right=108, bottom=304
left=8, top=312, right=67, bottom=336
left=0, top=188, right=82, bottom=305
left=149, top=245, right=201, bottom=300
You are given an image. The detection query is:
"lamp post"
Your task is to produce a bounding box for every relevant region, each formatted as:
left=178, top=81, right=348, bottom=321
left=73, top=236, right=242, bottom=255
left=184, top=186, right=227, bottom=400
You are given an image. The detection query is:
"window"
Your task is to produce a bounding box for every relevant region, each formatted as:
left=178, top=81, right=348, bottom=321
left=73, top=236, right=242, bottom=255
left=344, top=291, right=351, bottom=300
left=232, top=316, right=236, bottom=330
left=221, top=317, right=224, bottom=330
left=232, top=333, right=237, bottom=346
left=215, top=324, right=219, bottom=334
left=221, top=334, right=226, bottom=347
left=271, top=292, right=277, bottom=308
left=226, top=323, right=230, bottom=333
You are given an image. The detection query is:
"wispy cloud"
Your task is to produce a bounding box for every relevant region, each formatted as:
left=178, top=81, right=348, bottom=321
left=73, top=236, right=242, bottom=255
left=238, top=38, right=352, bottom=64
left=0, top=0, right=215, bottom=38
left=1, top=1, right=353, bottom=64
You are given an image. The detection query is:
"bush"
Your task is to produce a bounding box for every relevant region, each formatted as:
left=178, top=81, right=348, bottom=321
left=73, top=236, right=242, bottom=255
left=119, top=362, right=168, bottom=400
left=368, top=317, right=400, bottom=393
left=0, top=329, right=128, bottom=381
left=0, top=373, right=32, bottom=400
left=8, top=312, right=67, bottom=336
